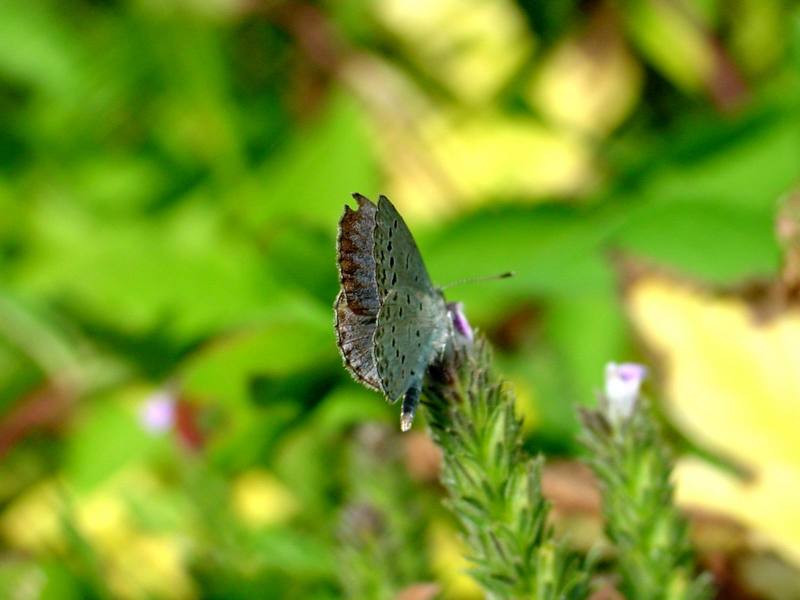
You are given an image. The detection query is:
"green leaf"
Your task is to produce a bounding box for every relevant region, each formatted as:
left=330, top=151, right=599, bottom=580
left=15, top=202, right=285, bottom=340
left=614, top=200, right=780, bottom=283
left=426, top=205, right=618, bottom=322
left=181, top=315, right=336, bottom=408
left=636, top=115, right=800, bottom=211
left=236, top=90, right=380, bottom=230
left=250, top=528, right=337, bottom=578
left=0, top=559, right=82, bottom=600
left=311, top=383, right=391, bottom=435
left=0, top=1, right=84, bottom=97
left=540, top=292, right=629, bottom=434
left=65, top=388, right=166, bottom=492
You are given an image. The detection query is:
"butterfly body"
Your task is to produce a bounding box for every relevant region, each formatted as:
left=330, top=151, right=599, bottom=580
left=335, top=194, right=455, bottom=430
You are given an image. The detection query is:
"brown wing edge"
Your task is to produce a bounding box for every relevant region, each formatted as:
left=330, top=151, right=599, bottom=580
left=334, top=291, right=381, bottom=391
left=336, top=193, right=379, bottom=316
left=334, top=193, right=383, bottom=392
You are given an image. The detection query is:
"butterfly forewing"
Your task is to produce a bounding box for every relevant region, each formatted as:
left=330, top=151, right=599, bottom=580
left=373, top=196, right=435, bottom=301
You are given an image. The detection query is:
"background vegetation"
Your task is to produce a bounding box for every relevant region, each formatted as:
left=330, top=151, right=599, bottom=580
left=1, top=0, right=800, bottom=597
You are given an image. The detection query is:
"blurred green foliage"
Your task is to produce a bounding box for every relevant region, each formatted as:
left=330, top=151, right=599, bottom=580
left=1, top=0, right=799, bottom=598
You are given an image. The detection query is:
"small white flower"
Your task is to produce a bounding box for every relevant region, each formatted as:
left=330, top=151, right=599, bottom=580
left=140, top=390, right=176, bottom=434
left=604, top=362, right=647, bottom=423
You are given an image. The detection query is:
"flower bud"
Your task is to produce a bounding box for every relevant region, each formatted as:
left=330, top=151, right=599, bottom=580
left=604, top=362, right=647, bottom=424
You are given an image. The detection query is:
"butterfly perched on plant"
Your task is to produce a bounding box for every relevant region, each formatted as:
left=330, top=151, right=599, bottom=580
left=334, top=194, right=473, bottom=431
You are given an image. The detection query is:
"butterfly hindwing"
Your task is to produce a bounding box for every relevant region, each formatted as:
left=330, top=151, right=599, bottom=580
left=373, top=286, right=449, bottom=403
left=334, top=291, right=380, bottom=391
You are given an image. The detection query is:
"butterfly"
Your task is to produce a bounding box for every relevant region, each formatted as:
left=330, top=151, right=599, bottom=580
left=334, top=193, right=471, bottom=431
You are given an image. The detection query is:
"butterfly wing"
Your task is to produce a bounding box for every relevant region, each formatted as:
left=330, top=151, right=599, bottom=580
left=373, top=286, right=449, bottom=403
left=373, top=195, right=435, bottom=301
left=335, top=194, right=381, bottom=389
left=334, top=291, right=381, bottom=390
left=337, top=193, right=379, bottom=316
left=336, top=194, right=450, bottom=422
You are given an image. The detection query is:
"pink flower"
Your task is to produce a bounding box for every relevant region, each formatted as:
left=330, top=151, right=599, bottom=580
left=140, top=390, right=176, bottom=433
left=448, top=302, right=473, bottom=341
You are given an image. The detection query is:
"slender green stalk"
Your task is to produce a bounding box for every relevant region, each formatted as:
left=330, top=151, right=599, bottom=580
left=423, top=337, right=590, bottom=599
left=580, top=400, right=712, bottom=600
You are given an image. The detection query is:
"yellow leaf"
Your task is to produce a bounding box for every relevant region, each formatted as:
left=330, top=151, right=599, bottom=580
left=422, top=113, right=595, bottom=204
left=0, top=479, right=64, bottom=554
left=527, top=22, right=642, bottom=135
left=427, top=521, right=483, bottom=599
left=629, top=277, right=800, bottom=564
left=231, top=469, right=299, bottom=528
left=374, top=0, right=532, bottom=104
left=105, top=533, right=197, bottom=600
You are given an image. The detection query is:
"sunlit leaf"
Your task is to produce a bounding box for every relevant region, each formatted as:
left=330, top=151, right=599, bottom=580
left=527, top=14, right=642, bottom=135
left=15, top=202, right=285, bottom=341
left=629, top=276, right=800, bottom=564
left=374, top=0, right=532, bottom=103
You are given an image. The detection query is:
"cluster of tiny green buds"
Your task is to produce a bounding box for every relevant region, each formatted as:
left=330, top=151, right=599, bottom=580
left=581, top=362, right=712, bottom=600
left=423, top=329, right=590, bottom=599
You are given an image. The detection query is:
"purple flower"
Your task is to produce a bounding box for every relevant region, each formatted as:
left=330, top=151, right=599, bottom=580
left=604, top=362, right=647, bottom=423
left=140, top=390, right=176, bottom=434
left=448, top=302, right=473, bottom=341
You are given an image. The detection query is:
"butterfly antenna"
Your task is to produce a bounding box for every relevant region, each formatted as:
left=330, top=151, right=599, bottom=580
left=440, top=271, right=514, bottom=290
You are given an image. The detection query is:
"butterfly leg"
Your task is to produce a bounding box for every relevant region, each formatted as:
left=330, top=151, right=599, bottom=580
left=399, top=383, right=421, bottom=432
